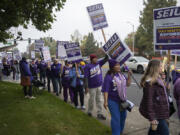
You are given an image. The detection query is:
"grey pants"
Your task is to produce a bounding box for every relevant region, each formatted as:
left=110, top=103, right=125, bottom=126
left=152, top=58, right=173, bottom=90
left=88, top=86, right=103, bottom=114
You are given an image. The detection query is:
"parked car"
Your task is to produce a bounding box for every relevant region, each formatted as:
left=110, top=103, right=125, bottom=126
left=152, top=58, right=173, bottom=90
left=125, top=56, right=149, bottom=73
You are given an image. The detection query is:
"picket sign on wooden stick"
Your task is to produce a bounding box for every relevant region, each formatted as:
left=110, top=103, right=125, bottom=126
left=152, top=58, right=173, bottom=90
left=101, top=28, right=107, bottom=43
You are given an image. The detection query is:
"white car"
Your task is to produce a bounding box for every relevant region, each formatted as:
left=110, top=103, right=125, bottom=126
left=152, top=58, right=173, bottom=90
left=125, top=56, right=149, bottom=73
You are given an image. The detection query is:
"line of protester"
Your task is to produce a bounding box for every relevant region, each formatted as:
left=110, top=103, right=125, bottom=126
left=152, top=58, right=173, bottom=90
left=0, top=55, right=180, bottom=135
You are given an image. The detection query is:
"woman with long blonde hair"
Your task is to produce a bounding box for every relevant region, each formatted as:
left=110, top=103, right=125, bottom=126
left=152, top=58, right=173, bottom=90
left=139, top=59, right=169, bottom=135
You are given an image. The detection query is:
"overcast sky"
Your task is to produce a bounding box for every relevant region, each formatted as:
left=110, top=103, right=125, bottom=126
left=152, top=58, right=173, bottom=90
left=14, top=0, right=180, bottom=52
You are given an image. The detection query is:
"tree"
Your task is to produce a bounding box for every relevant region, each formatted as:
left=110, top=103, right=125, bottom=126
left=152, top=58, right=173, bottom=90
left=124, top=32, right=135, bottom=48
left=135, top=0, right=177, bottom=56
left=80, top=33, right=99, bottom=57
left=0, top=0, right=66, bottom=42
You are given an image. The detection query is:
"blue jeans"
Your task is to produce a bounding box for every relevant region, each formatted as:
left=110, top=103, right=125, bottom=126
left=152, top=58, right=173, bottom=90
left=108, top=99, right=127, bottom=135
left=52, top=77, right=61, bottom=94
left=148, top=119, right=169, bottom=135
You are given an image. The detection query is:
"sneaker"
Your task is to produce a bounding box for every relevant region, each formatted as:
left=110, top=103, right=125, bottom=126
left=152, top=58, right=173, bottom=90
left=75, top=106, right=81, bottom=109
left=25, top=95, right=29, bottom=99
left=97, top=114, right=106, bottom=120
left=81, top=106, right=86, bottom=110
left=29, top=96, right=36, bottom=99
left=88, top=112, right=92, bottom=117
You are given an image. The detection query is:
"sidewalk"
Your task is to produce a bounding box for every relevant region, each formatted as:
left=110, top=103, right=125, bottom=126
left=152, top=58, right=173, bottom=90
left=4, top=79, right=180, bottom=135
left=82, top=94, right=180, bottom=135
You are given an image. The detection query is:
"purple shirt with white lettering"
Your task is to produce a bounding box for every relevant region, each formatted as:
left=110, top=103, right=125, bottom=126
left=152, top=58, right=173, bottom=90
left=102, top=73, right=127, bottom=102
left=84, top=59, right=106, bottom=88
left=62, top=66, right=71, bottom=87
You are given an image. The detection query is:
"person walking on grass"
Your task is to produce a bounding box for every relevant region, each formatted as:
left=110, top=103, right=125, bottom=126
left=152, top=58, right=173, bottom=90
left=62, top=60, right=74, bottom=103
left=69, top=61, right=85, bottom=109
left=19, top=57, right=35, bottom=99
left=102, top=59, right=132, bottom=135
left=139, top=59, right=169, bottom=135
left=84, top=54, right=108, bottom=120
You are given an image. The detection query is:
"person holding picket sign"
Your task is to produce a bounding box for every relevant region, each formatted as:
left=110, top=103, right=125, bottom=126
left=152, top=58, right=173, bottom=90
left=19, top=57, right=35, bottom=99
left=61, top=60, right=74, bottom=103
left=102, top=59, right=132, bottom=135
left=51, top=59, right=62, bottom=96
left=69, top=61, right=85, bottom=109
left=30, top=60, right=38, bottom=81
left=39, top=59, right=47, bottom=89
left=85, top=54, right=108, bottom=120
left=139, top=59, right=169, bottom=135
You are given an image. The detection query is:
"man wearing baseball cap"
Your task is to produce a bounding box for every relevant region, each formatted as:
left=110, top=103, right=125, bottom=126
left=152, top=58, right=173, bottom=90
left=84, top=54, right=108, bottom=120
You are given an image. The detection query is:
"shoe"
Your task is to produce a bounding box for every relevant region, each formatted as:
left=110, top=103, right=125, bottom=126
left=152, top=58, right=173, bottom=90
left=88, top=112, right=92, bottom=117
left=56, top=93, right=59, bottom=96
left=81, top=106, right=86, bottom=110
left=97, top=114, right=106, bottom=120
left=29, top=96, right=36, bottom=99
left=75, top=106, right=81, bottom=109
left=25, top=95, right=29, bottom=98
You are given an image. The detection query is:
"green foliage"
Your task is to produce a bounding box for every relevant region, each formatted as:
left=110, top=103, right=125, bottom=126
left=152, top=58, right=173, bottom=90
left=80, top=32, right=104, bottom=58
left=124, top=32, right=135, bottom=48
left=0, top=0, right=66, bottom=42
left=0, top=81, right=110, bottom=135
left=135, top=0, right=177, bottom=56
left=81, top=33, right=98, bottom=56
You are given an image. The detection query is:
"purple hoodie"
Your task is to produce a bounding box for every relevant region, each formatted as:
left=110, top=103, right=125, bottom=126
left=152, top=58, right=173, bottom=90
left=51, top=63, right=61, bottom=78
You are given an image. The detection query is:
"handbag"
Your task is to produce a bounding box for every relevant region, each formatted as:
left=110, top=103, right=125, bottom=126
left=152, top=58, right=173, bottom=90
left=20, top=76, right=31, bottom=86
left=120, top=101, right=130, bottom=111
left=120, top=100, right=134, bottom=112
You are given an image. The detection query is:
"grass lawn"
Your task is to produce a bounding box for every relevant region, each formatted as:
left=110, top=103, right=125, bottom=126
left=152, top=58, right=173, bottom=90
left=0, top=81, right=110, bottom=135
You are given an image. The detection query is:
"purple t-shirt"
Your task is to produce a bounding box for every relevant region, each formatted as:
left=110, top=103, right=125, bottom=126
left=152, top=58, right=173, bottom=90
left=62, top=66, right=70, bottom=87
left=102, top=73, right=127, bottom=102
left=84, top=60, right=105, bottom=88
